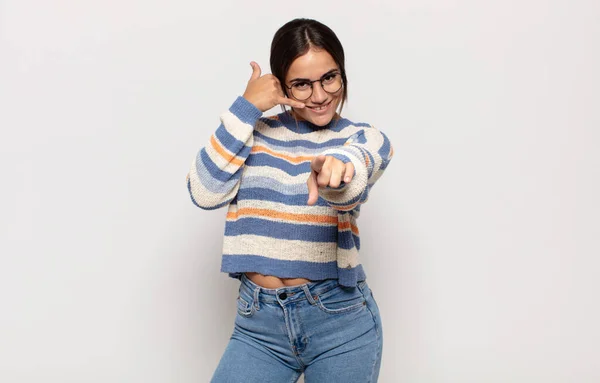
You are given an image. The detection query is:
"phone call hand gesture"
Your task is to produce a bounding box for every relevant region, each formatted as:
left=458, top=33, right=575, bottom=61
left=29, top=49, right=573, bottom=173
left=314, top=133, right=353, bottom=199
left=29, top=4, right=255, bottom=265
left=242, top=61, right=305, bottom=112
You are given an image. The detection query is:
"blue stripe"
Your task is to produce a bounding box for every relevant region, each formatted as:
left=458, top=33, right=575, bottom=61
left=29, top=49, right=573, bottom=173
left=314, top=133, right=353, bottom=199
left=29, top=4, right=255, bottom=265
left=337, top=264, right=366, bottom=287
left=187, top=178, right=233, bottom=210
left=196, top=165, right=241, bottom=195
left=325, top=185, right=363, bottom=208
left=214, top=123, right=247, bottom=154
left=225, top=217, right=337, bottom=242
left=246, top=154, right=311, bottom=176
left=337, top=229, right=357, bottom=250
left=241, top=176, right=306, bottom=195
left=237, top=187, right=330, bottom=207
left=221, top=255, right=366, bottom=287
left=253, top=130, right=348, bottom=150
left=198, top=148, right=243, bottom=183
left=229, top=96, right=262, bottom=126
left=222, top=255, right=339, bottom=280
left=354, top=130, right=369, bottom=144
left=378, top=131, right=393, bottom=170
left=327, top=153, right=352, bottom=164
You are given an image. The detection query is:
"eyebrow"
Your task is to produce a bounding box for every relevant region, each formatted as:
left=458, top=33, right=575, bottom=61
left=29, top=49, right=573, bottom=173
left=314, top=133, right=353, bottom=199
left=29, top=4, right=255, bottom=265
left=289, top=69, right=339, bottom=83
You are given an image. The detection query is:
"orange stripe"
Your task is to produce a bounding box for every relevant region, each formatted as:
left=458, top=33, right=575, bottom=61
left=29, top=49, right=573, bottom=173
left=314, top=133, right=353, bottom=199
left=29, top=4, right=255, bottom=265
left=338, top=221, right=360, bottom=235
left=210, top=135, right=244, bottom=166
left=227, top=208, right=337, bottom=224
left=251, top=145, right=313, bottom=164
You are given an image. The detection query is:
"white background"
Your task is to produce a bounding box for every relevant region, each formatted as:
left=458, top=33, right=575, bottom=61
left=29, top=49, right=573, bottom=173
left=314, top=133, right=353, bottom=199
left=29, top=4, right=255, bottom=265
left=1, top=0, right=599, bottom=382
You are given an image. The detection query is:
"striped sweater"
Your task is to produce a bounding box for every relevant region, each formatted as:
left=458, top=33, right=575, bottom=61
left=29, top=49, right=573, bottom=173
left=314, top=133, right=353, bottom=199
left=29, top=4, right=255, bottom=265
left=186, top=96, right=393, bottom=286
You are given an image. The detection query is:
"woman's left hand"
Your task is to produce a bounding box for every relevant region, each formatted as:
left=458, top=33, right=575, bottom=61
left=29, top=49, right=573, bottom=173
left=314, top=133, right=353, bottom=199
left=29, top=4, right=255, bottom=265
left=307, top=155, right=355, bottom=205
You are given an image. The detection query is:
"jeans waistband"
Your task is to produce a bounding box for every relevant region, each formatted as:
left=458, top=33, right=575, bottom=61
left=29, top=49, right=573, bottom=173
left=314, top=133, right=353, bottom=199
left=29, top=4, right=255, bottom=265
left=239, top=273, right=343, bottom=304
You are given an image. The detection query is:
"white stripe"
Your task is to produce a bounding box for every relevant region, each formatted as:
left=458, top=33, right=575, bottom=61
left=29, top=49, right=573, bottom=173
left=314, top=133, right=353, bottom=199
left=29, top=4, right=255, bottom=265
left=255, top=120, right=364, bottom=143
left=336, top=247, right=360, bottom=268
left=223, top=235, right=338, bottom=263
left=220, top=110, right=255, bottom=142
left=242, top=165, right=310, bottom=184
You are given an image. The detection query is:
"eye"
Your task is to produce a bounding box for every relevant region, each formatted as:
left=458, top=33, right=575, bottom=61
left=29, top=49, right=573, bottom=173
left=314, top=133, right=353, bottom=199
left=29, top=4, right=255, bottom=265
left=322, top=74, right=337, bottom=84
left=293, top=82, right=310, bottom=90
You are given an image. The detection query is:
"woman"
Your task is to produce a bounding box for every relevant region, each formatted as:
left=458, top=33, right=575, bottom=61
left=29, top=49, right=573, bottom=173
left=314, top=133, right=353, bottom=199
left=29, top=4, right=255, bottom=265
left=187, top=18, right=393, bottom=382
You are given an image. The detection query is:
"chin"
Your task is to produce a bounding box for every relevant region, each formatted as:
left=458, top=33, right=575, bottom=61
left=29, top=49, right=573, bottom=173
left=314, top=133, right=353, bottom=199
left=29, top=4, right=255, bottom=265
left=307, top=113, right=336, bottom=126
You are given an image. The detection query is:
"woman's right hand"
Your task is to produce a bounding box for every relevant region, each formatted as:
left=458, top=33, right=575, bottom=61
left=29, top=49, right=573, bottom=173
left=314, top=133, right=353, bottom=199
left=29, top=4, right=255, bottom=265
left=242, top=61, right=305, bottom=112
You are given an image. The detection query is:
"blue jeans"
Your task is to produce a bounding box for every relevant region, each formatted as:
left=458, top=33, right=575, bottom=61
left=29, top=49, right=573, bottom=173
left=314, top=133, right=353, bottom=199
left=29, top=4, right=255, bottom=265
left=211, top=273, right=383, bottom=382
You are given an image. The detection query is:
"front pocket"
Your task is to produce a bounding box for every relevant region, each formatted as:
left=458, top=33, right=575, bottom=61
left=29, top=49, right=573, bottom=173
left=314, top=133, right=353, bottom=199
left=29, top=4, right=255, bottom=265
left=315, top=286, right=367, bottom=314
left=236, top=295, right=254, bottom=317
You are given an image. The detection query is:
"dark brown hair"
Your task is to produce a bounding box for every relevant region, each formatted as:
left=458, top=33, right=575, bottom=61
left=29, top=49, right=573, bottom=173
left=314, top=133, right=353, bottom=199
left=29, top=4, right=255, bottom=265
left=270, top=18, right=348, bottom=115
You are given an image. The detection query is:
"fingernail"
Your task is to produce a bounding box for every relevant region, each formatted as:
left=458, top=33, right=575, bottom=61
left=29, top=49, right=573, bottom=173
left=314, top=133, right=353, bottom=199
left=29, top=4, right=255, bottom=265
left=345, top=177, right=351, bottom=182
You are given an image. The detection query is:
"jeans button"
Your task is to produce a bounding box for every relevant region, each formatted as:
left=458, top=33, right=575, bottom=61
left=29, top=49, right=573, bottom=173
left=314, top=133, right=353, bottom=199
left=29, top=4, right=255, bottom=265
left=278, top=292, right=287, bottom=300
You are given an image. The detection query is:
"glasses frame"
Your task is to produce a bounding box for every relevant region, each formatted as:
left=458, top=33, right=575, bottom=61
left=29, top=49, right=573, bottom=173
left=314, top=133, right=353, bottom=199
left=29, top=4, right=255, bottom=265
left=284, top=71, right=344, bottom=101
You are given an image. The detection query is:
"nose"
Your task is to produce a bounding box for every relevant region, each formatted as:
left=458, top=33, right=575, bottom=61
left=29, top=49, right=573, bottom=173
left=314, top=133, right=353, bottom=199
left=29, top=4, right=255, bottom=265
left=311, top=82, right=328, bottom=104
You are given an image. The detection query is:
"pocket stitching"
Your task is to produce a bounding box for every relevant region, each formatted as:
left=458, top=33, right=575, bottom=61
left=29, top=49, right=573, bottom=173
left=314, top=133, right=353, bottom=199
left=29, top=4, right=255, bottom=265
left=236, top=295, right=254, bottom=317
left=315, top=294, right=366, bottom=314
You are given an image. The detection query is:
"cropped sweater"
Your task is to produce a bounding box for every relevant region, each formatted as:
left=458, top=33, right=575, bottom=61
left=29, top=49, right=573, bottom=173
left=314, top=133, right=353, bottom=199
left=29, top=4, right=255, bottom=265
left=186, top=96, right=394, bottom=287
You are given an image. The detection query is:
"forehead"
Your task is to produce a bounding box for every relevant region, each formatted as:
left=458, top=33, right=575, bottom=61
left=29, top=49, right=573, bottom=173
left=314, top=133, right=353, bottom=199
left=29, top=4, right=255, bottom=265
left=286, top=48, right=338, bottom=80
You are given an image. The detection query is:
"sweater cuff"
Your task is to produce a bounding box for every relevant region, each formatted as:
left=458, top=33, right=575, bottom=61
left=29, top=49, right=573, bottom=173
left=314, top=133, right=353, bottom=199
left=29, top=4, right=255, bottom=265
left=229, top=96, right=263, bottom=125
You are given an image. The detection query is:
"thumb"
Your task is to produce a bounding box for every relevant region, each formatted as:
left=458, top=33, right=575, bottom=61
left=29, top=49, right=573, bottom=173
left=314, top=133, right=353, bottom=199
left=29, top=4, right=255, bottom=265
left=249, top=61, right=262, bottom=81
left=307, top=170, right=319, bottom=206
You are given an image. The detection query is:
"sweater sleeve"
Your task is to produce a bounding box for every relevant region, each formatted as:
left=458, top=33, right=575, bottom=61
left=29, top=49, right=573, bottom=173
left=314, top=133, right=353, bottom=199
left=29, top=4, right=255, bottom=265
left=317, top=125, right=394, bottom=211
left=186, top=96, right=262, bottom=210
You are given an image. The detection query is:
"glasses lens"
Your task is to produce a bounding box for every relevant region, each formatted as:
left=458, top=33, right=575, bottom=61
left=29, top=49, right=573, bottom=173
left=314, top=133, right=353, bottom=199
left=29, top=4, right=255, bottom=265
left=323, top=75, right=343, bottom=94
left=291, top=87, right=312, bottom=101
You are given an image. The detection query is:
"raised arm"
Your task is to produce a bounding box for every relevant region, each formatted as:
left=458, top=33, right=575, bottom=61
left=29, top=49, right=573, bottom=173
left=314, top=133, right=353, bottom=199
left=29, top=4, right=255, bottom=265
left=187, top=62, right=305, bottom=210
left=186, top=97, right=262, bottom=209
left=307, top=125, right=394, bottom=211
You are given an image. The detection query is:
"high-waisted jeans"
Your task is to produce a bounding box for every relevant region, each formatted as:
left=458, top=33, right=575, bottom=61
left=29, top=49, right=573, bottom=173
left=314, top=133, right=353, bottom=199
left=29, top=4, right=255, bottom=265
left=211, top=273, right=383, bottom=382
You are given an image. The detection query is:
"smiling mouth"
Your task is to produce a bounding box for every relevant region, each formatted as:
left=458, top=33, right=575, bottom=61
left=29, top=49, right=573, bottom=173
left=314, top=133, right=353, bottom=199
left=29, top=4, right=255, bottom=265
left=307, top=100, right=332, bottom=111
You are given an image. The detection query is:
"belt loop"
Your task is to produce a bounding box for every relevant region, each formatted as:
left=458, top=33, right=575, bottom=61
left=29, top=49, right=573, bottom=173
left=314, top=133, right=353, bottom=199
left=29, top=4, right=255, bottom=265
left=302, top=284, right=317, bottom=305
left=253, top=287, right=261, bottom=311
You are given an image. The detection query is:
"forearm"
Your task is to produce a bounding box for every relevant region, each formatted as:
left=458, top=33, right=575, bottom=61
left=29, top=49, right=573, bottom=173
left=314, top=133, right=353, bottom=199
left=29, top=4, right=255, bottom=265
left=187, top=96, right=262, bottom=209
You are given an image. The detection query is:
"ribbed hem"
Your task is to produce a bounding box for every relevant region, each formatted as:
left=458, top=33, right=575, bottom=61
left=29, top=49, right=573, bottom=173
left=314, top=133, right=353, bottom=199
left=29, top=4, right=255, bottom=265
left=229, top=96, right=263, bottom=125
left=221, top=254, right=366, bottom=287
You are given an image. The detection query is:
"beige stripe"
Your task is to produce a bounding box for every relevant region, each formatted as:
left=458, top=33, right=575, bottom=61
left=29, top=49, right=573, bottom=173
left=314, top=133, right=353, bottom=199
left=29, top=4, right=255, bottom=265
left=232, top=199, right=335, bottom=216
left=255, top=120, right=364, bottom=143
left=336, top=247, right=360, bottom=269
left=243, top=165, right=310, bottom=184
left=223, top=234, right=338, bottom=263
left=220, top=111, right=255, bottom=142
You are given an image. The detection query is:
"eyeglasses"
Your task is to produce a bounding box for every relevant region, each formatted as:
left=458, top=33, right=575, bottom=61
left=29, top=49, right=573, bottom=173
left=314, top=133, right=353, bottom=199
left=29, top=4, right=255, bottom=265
left=285, top=71, right=343, bottom=101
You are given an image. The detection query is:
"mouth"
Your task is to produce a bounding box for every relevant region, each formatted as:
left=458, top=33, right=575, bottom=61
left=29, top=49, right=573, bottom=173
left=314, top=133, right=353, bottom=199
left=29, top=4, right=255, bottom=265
left=306, top=100, right=333, bottom=114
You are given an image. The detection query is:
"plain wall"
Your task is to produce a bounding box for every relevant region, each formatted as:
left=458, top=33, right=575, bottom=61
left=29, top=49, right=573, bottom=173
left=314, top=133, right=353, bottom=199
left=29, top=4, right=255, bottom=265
left=1, top=0, right=599, bottom=381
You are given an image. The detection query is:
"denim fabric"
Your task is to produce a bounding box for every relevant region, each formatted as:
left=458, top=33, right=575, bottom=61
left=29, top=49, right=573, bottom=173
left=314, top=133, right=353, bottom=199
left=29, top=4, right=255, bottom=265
left=211, top=273, right=383, bottom=382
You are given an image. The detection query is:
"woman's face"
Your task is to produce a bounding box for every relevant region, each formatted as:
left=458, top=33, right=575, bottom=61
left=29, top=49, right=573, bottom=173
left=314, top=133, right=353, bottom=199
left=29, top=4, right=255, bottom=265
left=285, top=48, right=343, bottom=127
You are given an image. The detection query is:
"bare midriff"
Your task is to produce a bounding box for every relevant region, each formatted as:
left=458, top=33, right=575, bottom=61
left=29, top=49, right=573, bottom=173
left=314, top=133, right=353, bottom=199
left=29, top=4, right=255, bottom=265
left=245, top=272, right=312, bottom=288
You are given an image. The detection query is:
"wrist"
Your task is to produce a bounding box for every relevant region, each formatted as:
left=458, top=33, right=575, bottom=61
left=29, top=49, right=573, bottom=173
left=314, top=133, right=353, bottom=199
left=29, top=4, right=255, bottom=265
left=242, top=94, right=265, bottom=112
